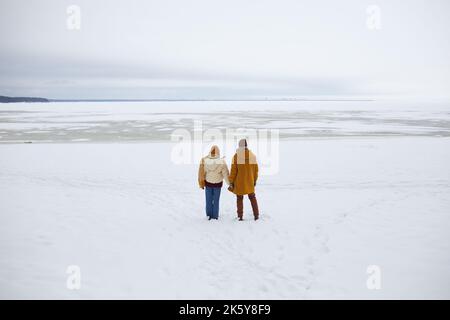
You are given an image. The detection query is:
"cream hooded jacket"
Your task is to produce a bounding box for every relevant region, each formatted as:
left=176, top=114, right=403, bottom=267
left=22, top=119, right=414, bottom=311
left=198, top=148, right=230, bottom=188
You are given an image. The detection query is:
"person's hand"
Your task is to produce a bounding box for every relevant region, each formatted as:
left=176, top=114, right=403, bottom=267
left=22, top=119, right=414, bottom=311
left=228, top=183, right=234, bottom=192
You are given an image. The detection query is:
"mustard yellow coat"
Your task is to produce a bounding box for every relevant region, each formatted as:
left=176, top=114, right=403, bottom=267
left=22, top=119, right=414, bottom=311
left=229, top=148, right=258, bottom=195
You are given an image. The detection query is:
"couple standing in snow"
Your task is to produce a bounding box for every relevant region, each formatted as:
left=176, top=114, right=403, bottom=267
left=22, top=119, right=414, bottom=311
left=198, top=139, right=260, bottom=221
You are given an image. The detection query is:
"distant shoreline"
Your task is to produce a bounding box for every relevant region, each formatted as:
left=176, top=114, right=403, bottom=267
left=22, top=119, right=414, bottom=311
left=0, top=95, right=49, bottom=103
left=49, top=98, right=375, bottom=102
left=1, top=95, right=375, bottom=103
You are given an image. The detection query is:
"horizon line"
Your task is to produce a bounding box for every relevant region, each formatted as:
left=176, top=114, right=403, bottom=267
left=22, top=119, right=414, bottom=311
left=48, top=98, right=376, bottom=102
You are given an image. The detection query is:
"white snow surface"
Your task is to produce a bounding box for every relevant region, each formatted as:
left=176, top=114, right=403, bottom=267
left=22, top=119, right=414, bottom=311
left=0, top=100, right=449, bottom=299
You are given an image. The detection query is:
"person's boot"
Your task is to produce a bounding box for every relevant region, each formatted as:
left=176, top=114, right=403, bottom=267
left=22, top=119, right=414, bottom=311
left=208, top=216, right=212, bottom=220
left=238, top=217, right=243, bottom=221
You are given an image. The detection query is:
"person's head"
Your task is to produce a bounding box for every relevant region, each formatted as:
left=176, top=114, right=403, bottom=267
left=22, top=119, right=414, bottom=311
left=209, top=145, right=220, bottom=157
left=238, top=139, right=248, bottom=148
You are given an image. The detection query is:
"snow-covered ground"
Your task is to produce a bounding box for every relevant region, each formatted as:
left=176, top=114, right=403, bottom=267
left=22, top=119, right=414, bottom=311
left=0, top=101, right=449, bottom=299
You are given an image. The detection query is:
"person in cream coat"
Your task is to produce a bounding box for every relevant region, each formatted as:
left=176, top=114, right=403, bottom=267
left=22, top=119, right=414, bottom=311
left=198, top=145, right=230, bottom=220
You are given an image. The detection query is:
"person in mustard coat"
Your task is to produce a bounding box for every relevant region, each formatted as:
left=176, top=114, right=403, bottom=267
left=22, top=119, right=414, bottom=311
left=228, top=139, right=259, bottom=221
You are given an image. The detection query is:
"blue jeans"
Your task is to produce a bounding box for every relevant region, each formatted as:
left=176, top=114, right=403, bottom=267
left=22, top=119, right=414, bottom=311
left=205, top=186, right=221, bottom=219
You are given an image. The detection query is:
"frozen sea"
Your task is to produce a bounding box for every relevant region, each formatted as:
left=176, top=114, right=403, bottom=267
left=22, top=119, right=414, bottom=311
left=1, top=100, right=450, bottom=143
left=0, top=100, right=449, bottom=299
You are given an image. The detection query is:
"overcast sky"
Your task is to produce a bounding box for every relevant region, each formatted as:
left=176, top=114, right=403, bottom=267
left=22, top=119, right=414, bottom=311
left=0, top=0, right=449, bottom=99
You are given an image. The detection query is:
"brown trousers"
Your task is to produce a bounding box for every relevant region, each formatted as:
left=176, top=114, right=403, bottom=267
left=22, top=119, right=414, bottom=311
left=237, top=193, right=259, bottom=219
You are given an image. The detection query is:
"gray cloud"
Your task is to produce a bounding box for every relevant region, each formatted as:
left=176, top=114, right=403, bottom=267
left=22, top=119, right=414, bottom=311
left=1, top=0, right=450, bottom=99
